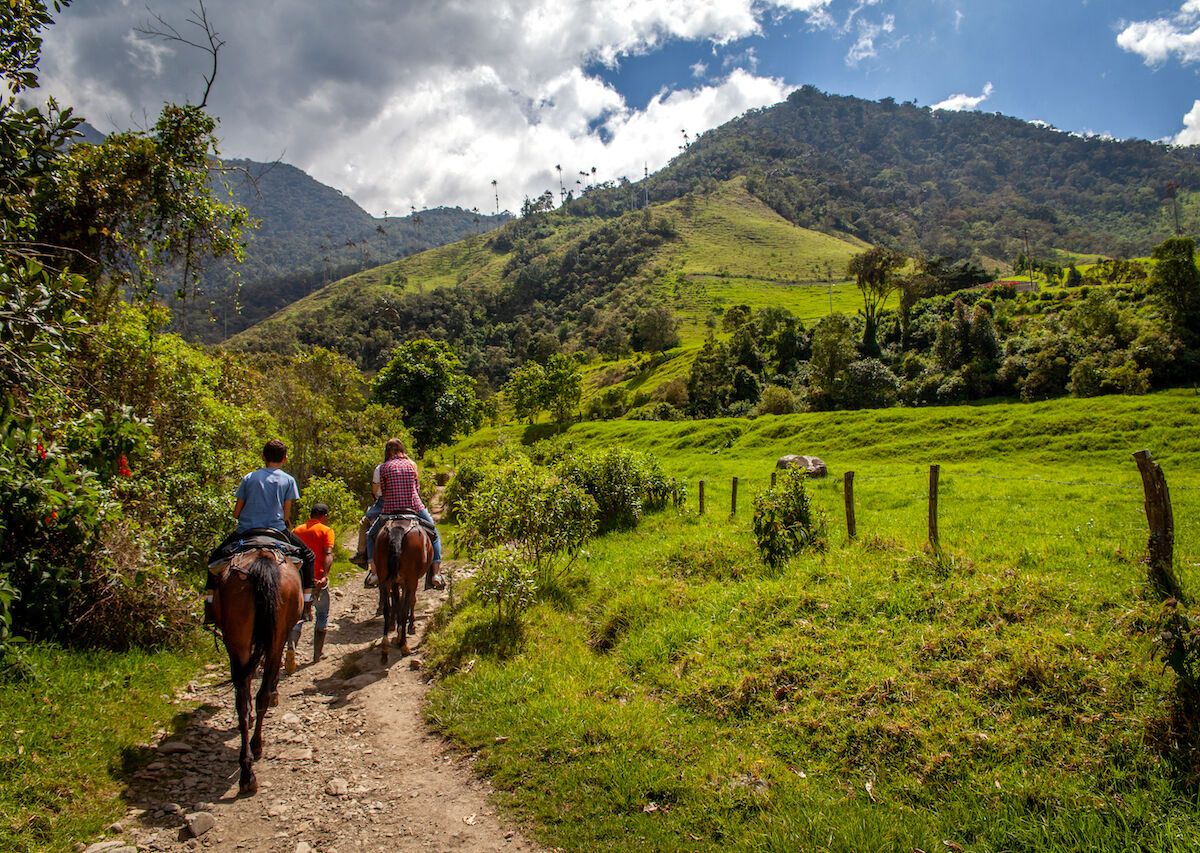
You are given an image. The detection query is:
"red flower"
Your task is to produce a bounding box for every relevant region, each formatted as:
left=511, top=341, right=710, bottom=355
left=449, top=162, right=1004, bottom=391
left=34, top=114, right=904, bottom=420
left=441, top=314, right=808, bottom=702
left=36, top=442, right=46, bottom=460
left=44, top=511, right=57, bottom=525
left=117, top=454, right=132, bottom=477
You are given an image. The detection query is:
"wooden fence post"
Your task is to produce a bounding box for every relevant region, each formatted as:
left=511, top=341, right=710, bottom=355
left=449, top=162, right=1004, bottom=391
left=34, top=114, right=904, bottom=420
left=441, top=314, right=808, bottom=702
left=1133, top=449, right=1180, bottom=600
left=698, top=480, right=706, bottom=516
left=731, top=477, right=739, bottom=515
left=844, top=471, right=856, bottom=540
left=771, top=470, right=777, bottom=488
left=928, top=464, right=940, bottom=547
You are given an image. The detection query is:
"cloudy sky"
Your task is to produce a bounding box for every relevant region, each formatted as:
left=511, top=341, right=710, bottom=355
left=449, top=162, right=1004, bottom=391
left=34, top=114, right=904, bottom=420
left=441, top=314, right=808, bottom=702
left=34, top=0, right=1200, bottom=217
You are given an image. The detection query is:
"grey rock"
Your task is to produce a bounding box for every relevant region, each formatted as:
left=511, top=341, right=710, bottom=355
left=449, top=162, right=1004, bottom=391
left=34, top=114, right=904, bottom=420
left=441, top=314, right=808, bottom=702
left=82, top=843, right=127, bottom=853
left=107, top=821, right=124, bottom=833
left=160, top=803, right=181, bottom=814
left=184, top=811, right=216, bottom=838
left=295, top=843, right=313, bottom=853
left=158, top=740, right=192, bottom=754
left=775, top=455, right=828, bottom=478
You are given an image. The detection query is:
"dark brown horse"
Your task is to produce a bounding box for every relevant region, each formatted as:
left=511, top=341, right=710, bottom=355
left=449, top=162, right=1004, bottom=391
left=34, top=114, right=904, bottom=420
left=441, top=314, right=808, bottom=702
left=372, top=517, right=432, bottom=662
left=212, top=547, right=303, bottom=795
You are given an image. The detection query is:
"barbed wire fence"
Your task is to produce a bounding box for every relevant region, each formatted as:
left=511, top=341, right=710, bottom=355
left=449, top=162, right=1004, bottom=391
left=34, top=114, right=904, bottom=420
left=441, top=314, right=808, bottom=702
left=689, top=449, right=1189, bottom=590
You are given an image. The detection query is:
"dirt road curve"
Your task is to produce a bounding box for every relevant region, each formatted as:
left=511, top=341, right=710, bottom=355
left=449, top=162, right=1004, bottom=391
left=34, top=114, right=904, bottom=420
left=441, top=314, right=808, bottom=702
left=104, top=570, right=539, bottom=853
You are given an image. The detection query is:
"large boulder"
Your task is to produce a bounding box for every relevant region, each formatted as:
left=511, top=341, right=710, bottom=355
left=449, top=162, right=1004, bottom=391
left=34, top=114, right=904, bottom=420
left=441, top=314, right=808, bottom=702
left=775, top=455, right=827, bottom=478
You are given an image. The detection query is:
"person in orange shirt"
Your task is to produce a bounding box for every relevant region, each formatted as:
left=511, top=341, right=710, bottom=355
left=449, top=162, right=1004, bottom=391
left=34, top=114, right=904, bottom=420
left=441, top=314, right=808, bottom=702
left=287, top=502, right=336, bottom=668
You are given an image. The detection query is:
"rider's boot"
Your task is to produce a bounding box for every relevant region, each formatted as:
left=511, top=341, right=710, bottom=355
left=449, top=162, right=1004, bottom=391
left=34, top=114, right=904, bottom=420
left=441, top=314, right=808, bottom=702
left=285, top=645, right=297, bottom=674
left=424, top=561, right=445, bottom=591
left=312, top=629, right=327, bottom=663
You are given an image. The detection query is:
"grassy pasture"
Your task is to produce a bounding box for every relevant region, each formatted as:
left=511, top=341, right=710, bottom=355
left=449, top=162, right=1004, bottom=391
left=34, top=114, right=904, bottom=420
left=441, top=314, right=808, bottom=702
left=430, top=392, right=1200, bottom=851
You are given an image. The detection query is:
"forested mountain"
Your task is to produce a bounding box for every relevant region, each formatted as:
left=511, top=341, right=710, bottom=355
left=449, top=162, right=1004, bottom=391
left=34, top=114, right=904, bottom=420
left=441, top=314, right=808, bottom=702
left=562, top=86, right=1198, bottom=262
left=173, top=159, right=508, bottom=340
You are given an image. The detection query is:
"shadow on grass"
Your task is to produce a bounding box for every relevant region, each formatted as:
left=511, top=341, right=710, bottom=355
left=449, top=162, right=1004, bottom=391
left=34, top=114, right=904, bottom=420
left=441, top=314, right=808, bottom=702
left=538, top=572, right=589, bottom=612
left=520, top=423, right=571, bottom=445
left=1148, top=692, right=1200, bottom=792
left=428, top=614, right=526, bottom=676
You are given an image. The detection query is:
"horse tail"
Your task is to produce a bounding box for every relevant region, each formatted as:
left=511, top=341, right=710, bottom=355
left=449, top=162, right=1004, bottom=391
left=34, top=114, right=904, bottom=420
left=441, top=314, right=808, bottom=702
left=247, top=555, right=281, bottom=664
left=388, top=523, right=406, bottom=583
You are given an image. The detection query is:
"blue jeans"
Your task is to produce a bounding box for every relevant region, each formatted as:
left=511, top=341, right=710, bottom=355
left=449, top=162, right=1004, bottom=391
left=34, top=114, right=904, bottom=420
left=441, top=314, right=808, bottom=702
left=367, top=508, right=441, bottom=564
left=289, top=585, right=330, bottom=647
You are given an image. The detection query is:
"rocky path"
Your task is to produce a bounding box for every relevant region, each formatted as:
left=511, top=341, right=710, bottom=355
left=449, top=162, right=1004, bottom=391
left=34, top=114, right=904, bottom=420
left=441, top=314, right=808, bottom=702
left=90, top=567, right=538, bottom=853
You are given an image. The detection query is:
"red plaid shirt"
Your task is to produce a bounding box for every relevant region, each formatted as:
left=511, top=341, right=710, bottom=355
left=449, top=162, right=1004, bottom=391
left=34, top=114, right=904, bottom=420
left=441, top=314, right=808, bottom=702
left=380, top=456, right=425, bottom=514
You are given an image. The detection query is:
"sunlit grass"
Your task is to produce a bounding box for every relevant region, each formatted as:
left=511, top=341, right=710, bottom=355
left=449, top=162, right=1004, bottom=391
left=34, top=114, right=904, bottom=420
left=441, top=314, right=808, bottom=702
left=430, top=392, right=1200, bottom=851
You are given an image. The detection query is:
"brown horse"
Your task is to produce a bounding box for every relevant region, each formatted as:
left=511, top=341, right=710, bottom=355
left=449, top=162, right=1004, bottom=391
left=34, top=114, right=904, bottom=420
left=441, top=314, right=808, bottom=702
left=372, top=517, right=432, bottom=662
left=212, top=547, right=304, bottom=795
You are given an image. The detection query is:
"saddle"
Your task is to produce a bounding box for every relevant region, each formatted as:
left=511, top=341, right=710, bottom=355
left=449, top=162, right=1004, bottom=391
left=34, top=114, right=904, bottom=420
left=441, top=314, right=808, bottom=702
left=380, top=512, right=437, bottom=538
left=208, top=540, right=300, bottom=579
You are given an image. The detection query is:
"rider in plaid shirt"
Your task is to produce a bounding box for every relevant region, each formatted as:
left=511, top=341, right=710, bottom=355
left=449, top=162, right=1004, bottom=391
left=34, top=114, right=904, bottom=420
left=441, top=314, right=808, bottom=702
left=373, top=437, right=444, bottom=590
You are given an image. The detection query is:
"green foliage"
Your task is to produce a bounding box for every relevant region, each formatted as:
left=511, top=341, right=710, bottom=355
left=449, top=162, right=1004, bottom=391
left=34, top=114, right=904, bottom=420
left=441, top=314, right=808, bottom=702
left=373, top=338, right=481, bottom=453
left=557, top=448, right=657, bottom=531
left=471, top=547, right=538, bottom=624
left=1150, top=236, right=1200, bottom=338
left=753, top=384, right=798, bottom=415
left=444, top=459, right=487, bottom=521
left=459, top=457, right=598, bottom=582
left=504, top=360, right=547, bottom=423
left=301, top=475, right=359, bottom=536
left=751, top=468, right=824, bottom=568
left=848, top=245, right=905, bottom=355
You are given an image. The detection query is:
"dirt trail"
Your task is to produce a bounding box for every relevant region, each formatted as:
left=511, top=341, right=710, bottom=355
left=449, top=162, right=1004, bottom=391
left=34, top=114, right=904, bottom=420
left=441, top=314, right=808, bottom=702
left=107, top=566, right=539, bottom=853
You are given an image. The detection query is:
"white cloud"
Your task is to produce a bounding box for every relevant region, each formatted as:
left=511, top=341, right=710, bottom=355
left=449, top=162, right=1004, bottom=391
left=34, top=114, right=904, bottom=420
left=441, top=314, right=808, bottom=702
left=954, top=9, right=964, bottom=32
left=845, top=12, right=895, bottom=67
left=1172, top=99, right=1200, bottom=144
left=38, top=0, right=813, bottom=215
left=1117, top=2, right=1200, bottom=65
left=931, top=81, right=994, bottom=112
left=690, top=61, right=707, bottom=78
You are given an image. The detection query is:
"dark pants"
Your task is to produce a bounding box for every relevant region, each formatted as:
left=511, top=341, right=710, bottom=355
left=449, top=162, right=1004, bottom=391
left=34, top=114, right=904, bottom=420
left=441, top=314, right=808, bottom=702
left=206, top=528, right=314, bottom=589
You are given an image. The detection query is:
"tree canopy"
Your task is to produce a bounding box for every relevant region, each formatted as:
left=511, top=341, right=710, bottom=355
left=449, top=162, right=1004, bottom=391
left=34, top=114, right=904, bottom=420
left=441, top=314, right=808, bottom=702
left=373, top=339, right=481, bottom=453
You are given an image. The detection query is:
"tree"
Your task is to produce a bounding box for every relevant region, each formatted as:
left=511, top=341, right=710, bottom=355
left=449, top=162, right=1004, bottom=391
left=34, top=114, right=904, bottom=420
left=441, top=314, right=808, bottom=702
left=686, top=334, right=732, bottom=417
left=373, top=339, right=480, bottom=453
left=848, top=246, right=905, bottom=356
left=542, top=353, right=581, bottom=423
left=1150, top=236, right=1200, bottom=338
left=504, top=361, right=547, bottom=423
left=631, top=305, right=679, bottom=353
left=805, top=313, right=857, bottom=410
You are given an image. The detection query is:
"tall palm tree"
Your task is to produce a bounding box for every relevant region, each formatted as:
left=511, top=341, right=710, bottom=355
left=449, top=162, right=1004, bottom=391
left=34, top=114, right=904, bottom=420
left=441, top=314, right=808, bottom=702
left=555, top=164, right=564, bottom=203
left=491, top=179, right=499, bottom=215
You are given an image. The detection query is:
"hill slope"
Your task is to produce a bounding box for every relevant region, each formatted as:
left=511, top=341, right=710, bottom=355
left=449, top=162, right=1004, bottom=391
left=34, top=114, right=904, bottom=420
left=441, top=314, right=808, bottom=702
left=229, top=179, right=871, bottom=385
left=173, top=158, right=508, bottom=340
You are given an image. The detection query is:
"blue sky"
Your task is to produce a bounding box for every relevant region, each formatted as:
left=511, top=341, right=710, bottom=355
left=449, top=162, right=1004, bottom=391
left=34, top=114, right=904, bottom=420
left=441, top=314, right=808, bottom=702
left=595, top=1, right=1195, bottom=142
left=37, top=1, right=1200, bottom=215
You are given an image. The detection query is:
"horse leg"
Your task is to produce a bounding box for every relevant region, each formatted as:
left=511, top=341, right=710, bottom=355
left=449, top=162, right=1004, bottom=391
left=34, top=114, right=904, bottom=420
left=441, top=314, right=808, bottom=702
left=233, top=659, right=257, bottom=795
left=392, top=584, right=403, bottom=644
left=251, top=649, right=280, bottom=761
left=380, top=580, right=391, bottom=664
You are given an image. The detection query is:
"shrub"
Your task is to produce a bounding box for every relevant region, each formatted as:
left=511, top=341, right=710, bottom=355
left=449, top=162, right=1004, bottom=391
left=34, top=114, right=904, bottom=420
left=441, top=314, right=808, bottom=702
left=754, top=385, right=798, bottom=415
left=557, top=449, right=659, bottom=531
left=842, top=358, right=900, bottom=409
left=444, top=459, right=487, bottom=521
left=471, top=547, right=538, bottom=623
left=752, top=469, right=825, bottom=569
left=626, top=402, right=683, bottom=421
left=1156, top=598, right=1200, bottom=708
left=460, top=458, right=598, bottom=582
left=302, top=475, right=360, bottom=536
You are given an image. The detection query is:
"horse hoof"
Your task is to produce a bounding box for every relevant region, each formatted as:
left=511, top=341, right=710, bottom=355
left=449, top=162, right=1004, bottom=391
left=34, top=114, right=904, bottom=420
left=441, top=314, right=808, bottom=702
left=269, top=691, right=280, bottom=708
left=407, top=624, right=416, bottom=636
left=239, top=777, right=258, bottom=796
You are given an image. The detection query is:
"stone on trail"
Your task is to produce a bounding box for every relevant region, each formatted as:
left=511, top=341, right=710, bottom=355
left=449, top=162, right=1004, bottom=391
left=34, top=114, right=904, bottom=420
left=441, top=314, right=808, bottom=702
left=325, top=777, right=350, bottom=796
left=281, top=712, right=302, bottom=726
left=158, top=740, right=192, bottom=754
left=295, top=843, right=313, bottom=853
left=83, top=842, right=128, bottom=853
left=184, top=811, right=216, bottom=838
left=279, top=746, right=314, bottom=761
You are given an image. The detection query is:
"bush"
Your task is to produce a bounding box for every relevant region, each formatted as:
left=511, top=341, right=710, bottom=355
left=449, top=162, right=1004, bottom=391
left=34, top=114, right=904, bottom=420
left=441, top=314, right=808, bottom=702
left=752, top=469, right=825, bottom=569
left=626, top=402, right=683, bottom=421
left=444, top=459, right=487, bottom=521
left=754, top=385, right=798, bottom=415
left=471, top=547, right=538, bottom=623
left=557, top=449, right=660, bottom=531
left=460, top=458, right=598, bottom=582
left=302, top=475, right=360, bottom=536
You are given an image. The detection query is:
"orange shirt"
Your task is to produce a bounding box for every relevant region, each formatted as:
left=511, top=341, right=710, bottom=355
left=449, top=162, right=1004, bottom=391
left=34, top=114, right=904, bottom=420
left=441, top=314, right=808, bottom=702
left=293, top=519, right=335, bottom=584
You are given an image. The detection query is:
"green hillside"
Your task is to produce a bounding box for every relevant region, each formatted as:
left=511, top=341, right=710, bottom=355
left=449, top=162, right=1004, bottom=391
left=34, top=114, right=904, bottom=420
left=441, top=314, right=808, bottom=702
left=428, top=391, right=1200, bottom=851
left=231, top=179, right=874, bottom=391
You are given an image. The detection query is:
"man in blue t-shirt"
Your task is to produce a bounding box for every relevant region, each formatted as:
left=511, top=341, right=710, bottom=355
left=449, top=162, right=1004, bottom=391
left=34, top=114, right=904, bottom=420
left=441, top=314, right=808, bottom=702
left=205, top=440, right=314, bottom=626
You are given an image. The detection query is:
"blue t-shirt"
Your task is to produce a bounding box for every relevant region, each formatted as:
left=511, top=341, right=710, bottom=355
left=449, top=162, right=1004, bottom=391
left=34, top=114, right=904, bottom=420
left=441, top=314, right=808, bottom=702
left=235, top=467, right=300, bottom=532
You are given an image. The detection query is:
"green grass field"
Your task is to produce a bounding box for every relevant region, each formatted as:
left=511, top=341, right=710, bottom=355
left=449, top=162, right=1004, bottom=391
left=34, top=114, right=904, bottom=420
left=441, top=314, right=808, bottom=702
left=429, top=392, right=1200, bottom=851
